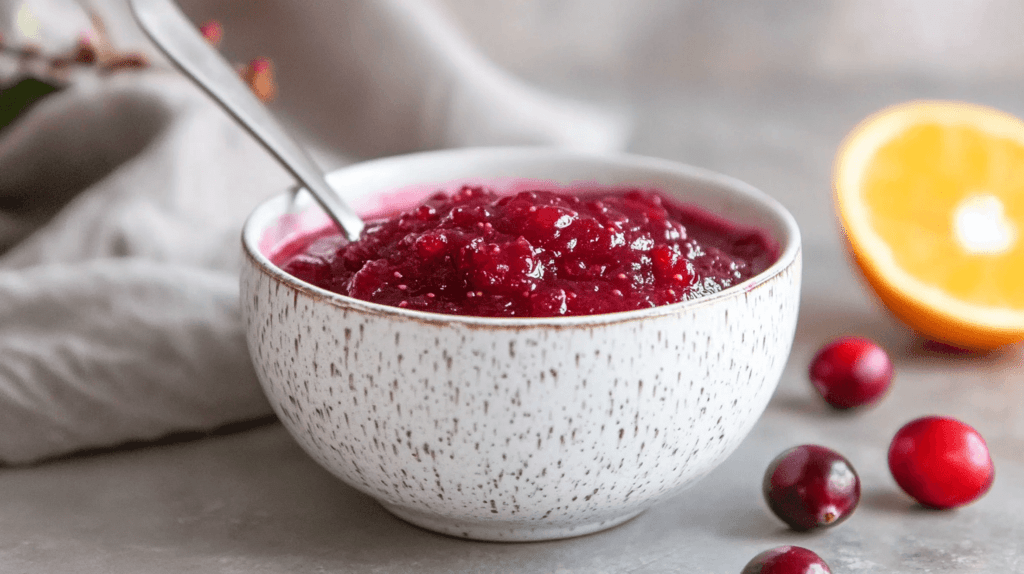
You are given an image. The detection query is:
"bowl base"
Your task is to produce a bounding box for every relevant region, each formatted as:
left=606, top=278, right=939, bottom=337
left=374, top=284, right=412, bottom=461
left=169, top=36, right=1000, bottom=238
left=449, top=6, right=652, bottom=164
left=379, top=501, right=647, bottom=542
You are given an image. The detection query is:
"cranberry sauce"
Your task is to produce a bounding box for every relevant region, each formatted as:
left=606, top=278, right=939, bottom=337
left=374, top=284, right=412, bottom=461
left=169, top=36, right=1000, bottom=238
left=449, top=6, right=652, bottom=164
left=274, top=186, right=778, bottom=317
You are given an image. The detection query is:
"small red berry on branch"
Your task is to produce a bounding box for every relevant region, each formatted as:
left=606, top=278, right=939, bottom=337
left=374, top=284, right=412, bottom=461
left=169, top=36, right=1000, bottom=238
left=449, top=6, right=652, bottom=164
left=243, top=57, right=277, bottom=103
left=200, top=20, right=223, bottom=46
left=74, top=35, right=98, bottom=64
left=194, top=19, right=277, bottom=102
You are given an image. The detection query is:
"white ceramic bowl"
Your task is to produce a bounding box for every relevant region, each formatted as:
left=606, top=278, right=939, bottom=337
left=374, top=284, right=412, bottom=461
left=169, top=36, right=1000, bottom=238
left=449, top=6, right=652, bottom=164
left=241, top=147, right=801, bottom=542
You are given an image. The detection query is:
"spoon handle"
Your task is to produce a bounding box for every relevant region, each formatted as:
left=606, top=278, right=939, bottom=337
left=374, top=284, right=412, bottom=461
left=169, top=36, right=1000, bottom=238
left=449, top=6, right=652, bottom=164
left=129, top=0, right=364, bottom=241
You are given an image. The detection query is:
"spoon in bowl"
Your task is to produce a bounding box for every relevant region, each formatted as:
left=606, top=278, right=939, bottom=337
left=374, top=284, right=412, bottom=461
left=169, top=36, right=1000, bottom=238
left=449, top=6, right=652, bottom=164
left=129, top=0, right=365, bottom=241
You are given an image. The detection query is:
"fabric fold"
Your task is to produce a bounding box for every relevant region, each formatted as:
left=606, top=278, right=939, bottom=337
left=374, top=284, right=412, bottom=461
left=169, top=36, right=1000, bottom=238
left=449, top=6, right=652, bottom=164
left=0, top=259, right=270, bottom=464
left=0, top=0, right=631, bottom=464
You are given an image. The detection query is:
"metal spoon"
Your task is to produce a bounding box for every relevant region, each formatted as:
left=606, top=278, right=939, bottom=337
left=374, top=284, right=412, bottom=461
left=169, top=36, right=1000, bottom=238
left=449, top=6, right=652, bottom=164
left=129, top=0, right=365, bottom=241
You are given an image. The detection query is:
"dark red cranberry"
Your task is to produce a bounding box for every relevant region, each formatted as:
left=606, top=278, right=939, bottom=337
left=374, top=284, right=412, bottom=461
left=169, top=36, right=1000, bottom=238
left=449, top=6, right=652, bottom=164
left=741, top=546, right=832, bottom=574
left=808, top=336, right=893, bottom=409
left=888, top=416, right=994, bottom=509
left=763, top=444, right=860, bottom=531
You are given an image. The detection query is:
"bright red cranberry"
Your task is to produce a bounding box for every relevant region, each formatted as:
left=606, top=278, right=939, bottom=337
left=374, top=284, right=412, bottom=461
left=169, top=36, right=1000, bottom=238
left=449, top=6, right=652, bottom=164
left=741, top=546, right=832, bottom=574
left=763, top=445, right=860, bottom=531
left=888, top=416, right=994, bottom=509
left=808, top=336, right=893, bottom=409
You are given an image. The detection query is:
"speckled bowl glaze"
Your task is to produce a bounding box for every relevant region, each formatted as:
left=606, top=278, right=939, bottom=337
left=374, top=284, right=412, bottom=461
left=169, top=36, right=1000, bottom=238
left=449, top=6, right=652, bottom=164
left=241, top=147, right=801, bottom=542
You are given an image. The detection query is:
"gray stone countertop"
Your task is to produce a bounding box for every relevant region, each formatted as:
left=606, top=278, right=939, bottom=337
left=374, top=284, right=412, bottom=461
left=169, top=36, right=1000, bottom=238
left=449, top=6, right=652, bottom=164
left=2, top=75, right=1023, bottom=573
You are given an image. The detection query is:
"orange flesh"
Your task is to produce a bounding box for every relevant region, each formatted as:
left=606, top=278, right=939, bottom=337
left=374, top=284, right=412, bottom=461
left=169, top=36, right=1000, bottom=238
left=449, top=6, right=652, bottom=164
left=862, top=123, right=1024, bottom=308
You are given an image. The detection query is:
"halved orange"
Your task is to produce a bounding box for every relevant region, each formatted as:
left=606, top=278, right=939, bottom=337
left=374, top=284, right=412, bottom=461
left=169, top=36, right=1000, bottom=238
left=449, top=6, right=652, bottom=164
left=834, top=100, right=1024, bottom=350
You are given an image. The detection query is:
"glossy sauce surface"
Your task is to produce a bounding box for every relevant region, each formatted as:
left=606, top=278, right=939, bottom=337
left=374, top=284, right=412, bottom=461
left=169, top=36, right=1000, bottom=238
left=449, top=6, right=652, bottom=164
left=275, top=186, right=777, bottom=317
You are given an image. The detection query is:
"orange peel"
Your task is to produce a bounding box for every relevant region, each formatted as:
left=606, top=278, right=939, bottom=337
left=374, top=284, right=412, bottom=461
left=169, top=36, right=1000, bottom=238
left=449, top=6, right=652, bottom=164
left=833, top=100, right=1024, bottom=349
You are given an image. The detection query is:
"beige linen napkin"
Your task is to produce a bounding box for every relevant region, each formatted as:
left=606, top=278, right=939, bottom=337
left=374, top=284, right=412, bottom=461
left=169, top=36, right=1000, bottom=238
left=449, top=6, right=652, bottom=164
left=0, top=0, right=629, bottom=464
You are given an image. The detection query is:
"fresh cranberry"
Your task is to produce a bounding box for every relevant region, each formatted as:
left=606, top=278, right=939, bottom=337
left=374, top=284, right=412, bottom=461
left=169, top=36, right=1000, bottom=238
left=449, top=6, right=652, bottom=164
left=741, top=546, right=832, bottom=574
left=888, top=416, right=994, bottom=509
left=808, top=336, right=893, bottom=409
left=276, top=187, right=778, bottom=317
left=763, top=445, right=860, bottom=531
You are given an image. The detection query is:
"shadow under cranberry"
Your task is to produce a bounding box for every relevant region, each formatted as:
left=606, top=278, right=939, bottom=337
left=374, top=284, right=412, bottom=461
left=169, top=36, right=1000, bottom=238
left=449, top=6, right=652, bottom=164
left=859, top=486, right=950, bottom=516
left=716, top=509, right=799, bottom=540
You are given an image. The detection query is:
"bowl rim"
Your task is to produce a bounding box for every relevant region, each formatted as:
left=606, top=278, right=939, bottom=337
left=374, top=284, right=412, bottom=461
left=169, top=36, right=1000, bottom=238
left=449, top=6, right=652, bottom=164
left=242, top=146, right=801, bottom=327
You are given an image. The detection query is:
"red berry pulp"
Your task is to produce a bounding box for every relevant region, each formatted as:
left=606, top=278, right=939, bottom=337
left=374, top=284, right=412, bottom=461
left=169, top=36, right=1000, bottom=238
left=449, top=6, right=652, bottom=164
left=276, top=186, right=778, bottom=317
left=762, top=444, right=861, bottom=531
left=741, top=546, right=832, bottom=574
left=808, top=336, right=893, bottom=409
left=888, top=416, right=994, bottom=509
